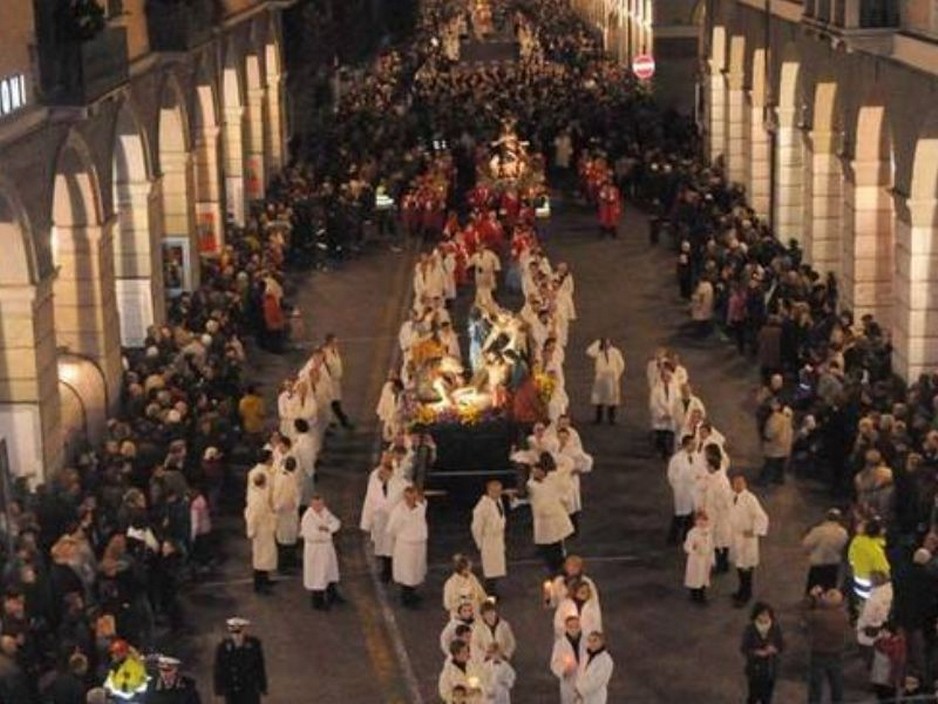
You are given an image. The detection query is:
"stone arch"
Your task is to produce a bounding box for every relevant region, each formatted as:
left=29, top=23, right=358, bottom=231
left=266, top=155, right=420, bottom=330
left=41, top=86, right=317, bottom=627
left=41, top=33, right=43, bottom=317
left=0, top=178, right=61, bottom=481
left=895, top=106, right=938, bottom=379
left=244, top=52, right=267, bottom=202
left=112, top=98, right=164, bottom=346
left=745, top=45, right=770, bottom=215
left=773, top=43, right=804, bottom=244
left=222, top=39, right=247, bottom=226
left=159, top=73, right=197, bottom=292
left=707, top=24, right=728, bottom=163
left=841, top=84, right=895, bottom=328
left=264, top=24, right=286, bottom=173
left=802, top=74, right=843, bottom=278
left=724, top=33, right=748, bottom=184
left=192, top=58, right=223, bottom=254
left=52, top=131, right=120, bottom=449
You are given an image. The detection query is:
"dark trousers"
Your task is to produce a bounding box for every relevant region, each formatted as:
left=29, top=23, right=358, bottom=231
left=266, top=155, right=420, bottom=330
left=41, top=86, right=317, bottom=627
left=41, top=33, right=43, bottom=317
left=224, top=693, right=262, bottom=704
left=539, top=541, right=565, bottom=575
left=654, top=430, right=674, bottom=459
left=253, top=570, right=272, bottom=593
left=759, top=457, right=786, bottom=485
left=277, top=543, right=297, bottom=573
left=689, top=587, right=707, bottom=604
left=594, top=405, right=617, bottom=424
left=331, top=400, right=353, bottom=428
left=401, top=585, right=421, bottom=607
left=746, top=675, right=775, bottom=704
left=714, top=547, right=730, bottom=573
left=805, top=564, right=840, bottom=593
left=378, top=556, right=392, bottom=584
left=808, top=653, right=844, bottom=704
left=736, top=568, right=754, bottom=603
left=668, top=514, right=692, bottom=545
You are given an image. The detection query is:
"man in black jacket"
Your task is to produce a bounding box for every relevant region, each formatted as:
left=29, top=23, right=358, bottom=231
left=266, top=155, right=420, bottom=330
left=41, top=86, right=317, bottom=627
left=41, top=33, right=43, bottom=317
left=213, top=618, right=268, bottom=704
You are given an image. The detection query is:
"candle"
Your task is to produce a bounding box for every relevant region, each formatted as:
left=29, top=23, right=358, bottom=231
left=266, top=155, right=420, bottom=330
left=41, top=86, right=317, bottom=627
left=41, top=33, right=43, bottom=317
left=467, top=676, right=480, bottom=690
left=542, top=579, right=553, bottom=607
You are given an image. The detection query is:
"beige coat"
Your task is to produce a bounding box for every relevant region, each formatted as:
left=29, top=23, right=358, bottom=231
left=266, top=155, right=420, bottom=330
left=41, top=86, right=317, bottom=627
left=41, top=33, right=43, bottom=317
left=471, top=494, right=507, bottom=578
left=528, top=476, right=574, bottom=545
left=690, top=280, right=714, bottom=321
left=244, top=488, right=278, bottom=572
left=762, top=410, right=794, bottom=458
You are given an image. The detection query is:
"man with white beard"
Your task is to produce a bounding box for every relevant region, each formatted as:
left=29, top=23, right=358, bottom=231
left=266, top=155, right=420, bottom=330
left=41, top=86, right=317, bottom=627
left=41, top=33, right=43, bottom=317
left=300, top=495, right=342, bottom=610
left=385, top=486, right=428, bottom=607
left=667, top=435, right=701, bottom=545
left=471, top=480, right=507, bottom=596
left=360, top=455, right=410, bottom=584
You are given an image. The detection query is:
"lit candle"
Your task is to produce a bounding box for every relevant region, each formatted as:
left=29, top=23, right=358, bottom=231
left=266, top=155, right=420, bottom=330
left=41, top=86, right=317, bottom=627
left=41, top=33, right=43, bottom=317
left=467, top=676, right=480, bottom=690
left=542, top=579, right=553, bottom=606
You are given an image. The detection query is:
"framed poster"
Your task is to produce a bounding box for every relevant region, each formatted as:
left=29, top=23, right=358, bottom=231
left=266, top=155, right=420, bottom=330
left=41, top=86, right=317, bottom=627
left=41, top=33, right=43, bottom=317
left=226, top=175, right=245, bottom=226
left=196, top=203, right=219, bottom=254
left=115, top=279, right=154, bottom=348
left=162, top=237, right=191, bottom=296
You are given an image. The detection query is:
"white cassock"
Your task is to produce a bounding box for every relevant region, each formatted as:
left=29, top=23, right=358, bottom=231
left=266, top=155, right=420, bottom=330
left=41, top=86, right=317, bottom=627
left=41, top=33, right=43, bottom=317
left=555, top=273, right=576, bottom=321
left=440, top=330, right=461, bottom=360
left=471, top=495, right=507, bottom=579
left=696, top=429, right=730, bottom=471
left=278, top=391, right=296, bottom=439
left=548, top=383, right=570, bottom=423
left=729, top=489, right=769, bottom=569
left=480, top=657, right=516, bottom=704
left=528, top=475, right=574, bottom=546
left=701, top=468, right=734, bottom=550
left=300, top=506, right=340, bottom=590
left=471, top=618, right=517, bottom=661
left=293, top=432, right=319, bottom=506
left=557, top=443, right=593, bottom=514
left=375, top=381, right=401, bottom=442
left=442, top=571, right=487, bottom=616
left=414, top=262, right=445, bottom=300
left=551, top=634, right=585, bottom=704
left=648, top=379, right=680, bottom=431
left=666, top=450, right=699, bottom=518
left=359, top=470, right=410, bottom=558
left=586, top=341, right=625, bottom=406
left=553, top=597, right=603, bottom=639
left=672, top=394, right=707, bottom=445
left=441, top=249, right=457, bottom=301
left=549, top=574, right=602, bottom=612
left=244, top=483, right=277, bottom=572
left=323, top=347, right=345, bottom=401
left=292, top=387, right=319, bottom=438
left=683, top=525, right=714, bottom=589
left=575, top=650, right=614, bottom=704
left=438, top=657, right=483, bottom=704
left=272, top=466, right=300, bottom=545
left=386, top=500, right=428, bottom=587
left=439, top=617, right=477, bottom=656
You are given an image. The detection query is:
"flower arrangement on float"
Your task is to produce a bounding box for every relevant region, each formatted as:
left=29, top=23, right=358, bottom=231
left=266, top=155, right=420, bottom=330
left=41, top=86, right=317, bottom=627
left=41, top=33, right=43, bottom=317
left=533, top=369, right=555, bottom=405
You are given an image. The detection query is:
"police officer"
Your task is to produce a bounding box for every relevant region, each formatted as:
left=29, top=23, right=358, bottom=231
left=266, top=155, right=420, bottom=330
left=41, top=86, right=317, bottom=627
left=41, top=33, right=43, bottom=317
left=146, top=655, right=202, bottom=704
left=213, top=617, right=268, bottom=704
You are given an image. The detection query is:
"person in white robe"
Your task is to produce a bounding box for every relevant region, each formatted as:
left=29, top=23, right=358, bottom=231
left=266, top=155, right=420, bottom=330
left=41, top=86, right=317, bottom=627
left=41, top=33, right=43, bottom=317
left=385, top=486, right=428, bottom=606
left=470, top=246, right=501, bottom=309
left=548, top=555, right=602, bottom=612
left=272, top=456, right=300, bottom=572
left=574, top=632, right=614, bottom=704
left=440, top=602, right=478, bottom=655
left=291, top=379, right=319, bottom=442
left=292, top=418, right=319, bottom=506
left=439, top=321, right=462, bottom=360
left=547, top=370, right=570, bottom=423
left=414, top=253, right=446, bottom=301
left=645, top=347, right=668, bottom=390
left=438, top=640, right=484, bottom=704
left=649, top=366, right=680, bottom=458
left=479, top=643, right=516, bottom=704
left=277, top=379, right=297, bottom=440
left=244, top=468, right=277, bottom=594
left=528, top=461, right=574, bottom=574
left=439, top=245, right=458, bottom=302
left=551, top=614, right=585, bottom=704
left=667, top=435, right=700, bottom=545
left=671, top=383, right=706, bottom=437
left=360, top=457, right=410, bottom=583
left=729, top=475, right=769, bottom=607
left=471, top=601, right=516, bottom=662
left=376, top=373, right=404, bottom=442
left=556, top=427, right=593, bottom=523
left=323, top=333, right=353, bottom=428
left=553, top=579, right=602, bottom=639
left=554, top=262, right=576, bottom=321
left=696, top=422, right=730, bottom=471
left=700, top=445, right=734, bottom=574
left=300, top=495, right=341, bottom=609
left=683, top=511, right=715, bottom=604
left=471, top=481, right=507, bottom=594
left=442, top=554, right=488, bottom=617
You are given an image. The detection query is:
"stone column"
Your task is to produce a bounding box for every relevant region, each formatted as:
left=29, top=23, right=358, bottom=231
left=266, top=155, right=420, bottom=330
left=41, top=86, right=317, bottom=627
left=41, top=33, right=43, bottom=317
left=724, top=72, right=747, bottom=184
left=774, top=108, right=805, bottom=245
left=245, top=86, right=267, bottom=202
left=748, top=100, right=771, bottom=217
left=707, top=70, right=726, bottom=164
left=893, top=197, right=938, bottom=380
left=222, top=104, right=246, bottom=227
left=265, top=74, right=286, bottom=174
left=803, top=129, right=843, bottom=277
left=840, top=158, right=894, bottom=325
left=194, top=125, right=224, bottom=254
left=52, top=220, right=123, bottom=404
left=0, top=278, right=62, bottom=482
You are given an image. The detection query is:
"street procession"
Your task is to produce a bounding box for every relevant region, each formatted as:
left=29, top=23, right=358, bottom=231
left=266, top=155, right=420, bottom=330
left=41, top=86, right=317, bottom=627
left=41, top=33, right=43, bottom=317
left=1, top=0, right=937, bottom=702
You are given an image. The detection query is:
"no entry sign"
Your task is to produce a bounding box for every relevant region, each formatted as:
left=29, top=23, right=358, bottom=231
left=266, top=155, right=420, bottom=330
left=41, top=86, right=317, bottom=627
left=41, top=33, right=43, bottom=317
left=632, top=54, right=656, bottom=80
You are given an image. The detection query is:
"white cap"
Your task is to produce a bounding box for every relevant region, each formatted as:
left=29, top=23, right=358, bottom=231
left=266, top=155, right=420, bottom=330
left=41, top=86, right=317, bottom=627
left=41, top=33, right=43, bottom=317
left=226, top=617, right=251, bottom=629
left=157, top=655, right=181, bottom=668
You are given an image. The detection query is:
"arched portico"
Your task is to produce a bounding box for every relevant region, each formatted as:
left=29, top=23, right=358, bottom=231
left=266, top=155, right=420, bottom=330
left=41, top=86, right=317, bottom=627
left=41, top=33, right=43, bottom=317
left=707, top=25, right=727, bottom=164
left=0, top=180, right=61, bottom=482
left=222, top=44, right=247, bottom=226
left=773, top=46, right=804, bottom=245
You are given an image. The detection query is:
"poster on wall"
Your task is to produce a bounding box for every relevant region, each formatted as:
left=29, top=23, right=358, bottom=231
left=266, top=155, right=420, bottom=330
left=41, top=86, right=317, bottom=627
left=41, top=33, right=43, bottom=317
left=115, top=279, right=154, bottom=348
left=196, top=203, right=219, bottom=254
left=246, top=155, right=264, bottom=201
left=162, top=237, right=192, bottom=297
left=226, top=176, right=245, bottom=226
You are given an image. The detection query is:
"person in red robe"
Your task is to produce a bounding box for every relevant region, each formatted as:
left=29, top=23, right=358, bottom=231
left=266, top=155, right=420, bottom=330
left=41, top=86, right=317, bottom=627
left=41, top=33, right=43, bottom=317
left=598, top=178, right=622, bottom=238
left=479, top=210, right=505, bottom=254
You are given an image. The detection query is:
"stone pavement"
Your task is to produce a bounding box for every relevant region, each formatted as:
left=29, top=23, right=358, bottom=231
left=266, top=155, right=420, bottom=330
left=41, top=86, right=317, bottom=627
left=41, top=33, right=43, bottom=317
left=171, top=196, right=875, bottom=702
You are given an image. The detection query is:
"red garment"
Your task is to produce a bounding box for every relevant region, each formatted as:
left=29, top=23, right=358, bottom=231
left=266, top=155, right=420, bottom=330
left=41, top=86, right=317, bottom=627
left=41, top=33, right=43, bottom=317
left=598, top=184, right=622, bottom=228
left=500, top=192, right=521, bottom=228
left=263, top=293, right=285, bottom=331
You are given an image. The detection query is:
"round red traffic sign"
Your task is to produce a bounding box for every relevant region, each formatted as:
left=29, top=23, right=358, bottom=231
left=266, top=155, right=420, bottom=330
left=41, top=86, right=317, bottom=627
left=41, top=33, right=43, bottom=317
left=632, top=54, right=656, bottom=80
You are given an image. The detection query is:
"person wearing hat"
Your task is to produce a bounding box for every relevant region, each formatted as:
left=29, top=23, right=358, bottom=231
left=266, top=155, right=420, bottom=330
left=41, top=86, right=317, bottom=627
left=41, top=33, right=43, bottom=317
left=213, top=618, right=267, bottom=704
left=146, top=655, right=201, bottom=703
left=801, top=509, right=849, bottom=593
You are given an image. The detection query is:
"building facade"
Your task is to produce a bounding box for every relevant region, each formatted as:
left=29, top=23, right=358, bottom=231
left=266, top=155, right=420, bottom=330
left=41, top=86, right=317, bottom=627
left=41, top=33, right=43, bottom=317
left=0, top=0, right=291, bottom=482
left=701, top=0, right=938, bottom=381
